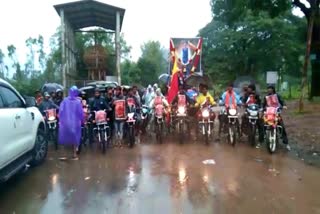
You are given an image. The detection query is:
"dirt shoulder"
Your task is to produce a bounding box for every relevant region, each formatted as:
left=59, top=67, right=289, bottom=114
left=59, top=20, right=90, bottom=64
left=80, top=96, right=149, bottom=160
left=284, top=100, right=320, bottom=167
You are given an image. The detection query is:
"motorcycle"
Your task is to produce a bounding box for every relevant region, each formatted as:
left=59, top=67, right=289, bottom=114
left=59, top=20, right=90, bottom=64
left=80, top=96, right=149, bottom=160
left=263, top=107, right=283, bottom=154
left=244, top=104, right=260, bottom=147
left=78, top=104, right=89, bottom=154
left=175, top=105, right=188, bottom=144
left=126, top=105, right=137, bottom=148
left=198, top=105, right=215, bottom=145
left=224, top=106, right=240, bottom=146
left=44, top=109, right=58, bottom=150
left=92, top=110, right=111, bottom=153
left=154, top=104, right=165, bottom=143
left=140, top=105, right=151, bottom=134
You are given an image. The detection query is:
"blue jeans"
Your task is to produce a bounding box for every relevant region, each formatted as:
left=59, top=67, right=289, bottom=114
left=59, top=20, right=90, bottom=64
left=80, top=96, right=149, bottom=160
left=114, top=120, right=125, bottom=139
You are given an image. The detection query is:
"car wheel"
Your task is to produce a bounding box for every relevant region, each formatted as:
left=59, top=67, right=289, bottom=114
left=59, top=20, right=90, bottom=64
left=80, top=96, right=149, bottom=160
left=30, top=129, right=48, bottom=166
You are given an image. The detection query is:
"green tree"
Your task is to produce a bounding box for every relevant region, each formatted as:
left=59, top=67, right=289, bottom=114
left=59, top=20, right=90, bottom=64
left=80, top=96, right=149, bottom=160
left=199, top=0, right=305, bottom=86
left=121, top=60, right=142, bottom=85
left=136, top=41, right=167, bottom=86
left=0, top=49, right=5, bottom=79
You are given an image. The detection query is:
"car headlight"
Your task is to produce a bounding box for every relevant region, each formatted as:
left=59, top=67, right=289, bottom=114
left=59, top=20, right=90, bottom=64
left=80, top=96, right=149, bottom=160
left=202, top=109, right=210, bottom=118
left=178, top=106, right=185, bottom=115
left=229, top=109, right=237, bottom=116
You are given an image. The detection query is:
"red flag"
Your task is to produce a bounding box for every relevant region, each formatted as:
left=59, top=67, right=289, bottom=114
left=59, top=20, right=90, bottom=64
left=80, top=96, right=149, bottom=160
left=167, top=72, right=179, bottom=104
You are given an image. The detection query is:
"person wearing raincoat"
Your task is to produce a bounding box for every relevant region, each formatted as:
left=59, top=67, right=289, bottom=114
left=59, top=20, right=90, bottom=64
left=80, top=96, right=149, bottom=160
left=142, top=85, right=155, bottom=106
left=59, top=86, right=84, bottom=159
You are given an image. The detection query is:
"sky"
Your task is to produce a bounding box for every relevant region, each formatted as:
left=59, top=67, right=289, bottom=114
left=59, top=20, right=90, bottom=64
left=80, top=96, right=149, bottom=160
left=0, top=0, right=213, bottom=65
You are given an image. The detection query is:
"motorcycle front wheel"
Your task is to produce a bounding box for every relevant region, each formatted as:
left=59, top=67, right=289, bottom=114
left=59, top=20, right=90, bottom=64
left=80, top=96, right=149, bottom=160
left=156, top=122, right=163, bottom=144
left=51, top=129, right=58, bottom=150
left=266, top=128, right=277, bottom=154
left=204, top=123, right=209, bottom=145
left=228, top=124, right=237, bottom=146
left=129, top=126, right=135, bottom=148
left=248, top=124, right=256, bottom=147
left=178, top=121, right=184, bottom=144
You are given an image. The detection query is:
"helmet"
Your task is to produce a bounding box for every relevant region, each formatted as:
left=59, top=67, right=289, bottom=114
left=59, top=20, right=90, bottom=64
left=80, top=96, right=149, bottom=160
left=56, top=89, right=62, bottom=93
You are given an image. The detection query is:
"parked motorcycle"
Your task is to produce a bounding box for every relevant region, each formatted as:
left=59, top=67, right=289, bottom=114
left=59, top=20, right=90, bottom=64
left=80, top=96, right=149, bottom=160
left=154, top=104, right=165, bottom=143
left=44, top=109, right=58, bottom=150
left=176, top=105, right=187, bottom=144
left=263, top=107, right=283, bottom=154
left=244, top=104, right=260, bottom=146
left=198, top=106, right=215, bottom=145
left=224, top=106, right=240, bottom=146
left=126, top=104, right=137, bottom=148
left=92, top=110, right=111, bottom=153
left=78, top=103, right=89, bottom=154
left=140, top=105, right=151, bottom=134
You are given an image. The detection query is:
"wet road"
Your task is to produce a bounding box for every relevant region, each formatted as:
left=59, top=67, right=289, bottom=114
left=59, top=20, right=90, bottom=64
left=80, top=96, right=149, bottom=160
left=1, top=136, right=320, bottom=214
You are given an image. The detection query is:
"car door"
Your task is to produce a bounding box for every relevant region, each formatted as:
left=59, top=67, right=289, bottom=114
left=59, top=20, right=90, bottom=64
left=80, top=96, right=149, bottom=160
left=0, top=86, right=31, bottom=169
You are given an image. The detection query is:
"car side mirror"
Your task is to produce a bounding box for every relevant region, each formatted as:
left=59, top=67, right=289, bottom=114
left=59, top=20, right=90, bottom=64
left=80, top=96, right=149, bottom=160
left=23, top=96, right=36, bottom=107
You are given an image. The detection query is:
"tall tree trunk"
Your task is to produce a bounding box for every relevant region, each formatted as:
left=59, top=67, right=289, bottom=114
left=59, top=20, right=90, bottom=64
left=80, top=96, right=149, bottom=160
left=299, top=13, right=315, bottom=113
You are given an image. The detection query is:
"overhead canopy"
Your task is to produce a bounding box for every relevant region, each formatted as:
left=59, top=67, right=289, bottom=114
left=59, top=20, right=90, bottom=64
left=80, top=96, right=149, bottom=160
left=54, top=0, right=125, bottom=30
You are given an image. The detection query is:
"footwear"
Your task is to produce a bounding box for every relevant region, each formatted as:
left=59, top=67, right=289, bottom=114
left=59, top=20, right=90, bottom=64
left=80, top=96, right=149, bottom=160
left=286, top=145, right=291, bottom=151
left=256, top=143, right=261, bottom=149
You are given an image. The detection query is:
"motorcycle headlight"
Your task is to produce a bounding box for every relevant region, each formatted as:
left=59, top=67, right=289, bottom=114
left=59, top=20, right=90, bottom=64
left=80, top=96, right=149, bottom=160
left=178, top=106, right=185, bottom=115
left=128, top=113, right=135, bottom=118
left=249, top=110, right=258, bottom=116
left=48, top=116, right=56, bottom=121
left=202, top=110, right=210, bottom=118
left=229, top=109, right=237, bottom=116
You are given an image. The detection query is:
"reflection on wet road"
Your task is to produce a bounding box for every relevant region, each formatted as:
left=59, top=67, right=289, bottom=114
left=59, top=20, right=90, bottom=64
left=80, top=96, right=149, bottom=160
left=1, top=137, right=320, bottom=214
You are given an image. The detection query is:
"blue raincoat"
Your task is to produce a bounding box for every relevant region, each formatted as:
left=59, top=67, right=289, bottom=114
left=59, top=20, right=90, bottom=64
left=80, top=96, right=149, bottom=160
left=59, top=86, right=84, bottom=146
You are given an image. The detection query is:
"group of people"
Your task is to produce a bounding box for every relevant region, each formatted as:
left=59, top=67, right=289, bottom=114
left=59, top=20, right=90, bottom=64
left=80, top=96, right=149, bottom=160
left=35, top=80, right=290, bottom=159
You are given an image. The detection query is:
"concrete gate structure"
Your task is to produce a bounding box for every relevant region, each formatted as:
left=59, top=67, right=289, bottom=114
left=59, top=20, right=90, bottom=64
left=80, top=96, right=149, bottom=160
left=53, top=0, right=125, bottom=88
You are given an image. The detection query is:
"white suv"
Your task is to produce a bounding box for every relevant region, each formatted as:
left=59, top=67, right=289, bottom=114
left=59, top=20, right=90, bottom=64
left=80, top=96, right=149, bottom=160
left=0, top=78, right=48, bottom=182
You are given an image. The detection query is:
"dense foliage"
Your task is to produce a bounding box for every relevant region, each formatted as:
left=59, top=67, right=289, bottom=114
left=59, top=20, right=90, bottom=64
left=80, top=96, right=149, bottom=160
left=199, top=0, right=306, bottom=88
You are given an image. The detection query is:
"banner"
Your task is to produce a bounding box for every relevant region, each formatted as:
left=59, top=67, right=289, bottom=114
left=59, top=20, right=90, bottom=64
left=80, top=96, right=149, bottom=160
left=169, top=38, right=203, bottom=76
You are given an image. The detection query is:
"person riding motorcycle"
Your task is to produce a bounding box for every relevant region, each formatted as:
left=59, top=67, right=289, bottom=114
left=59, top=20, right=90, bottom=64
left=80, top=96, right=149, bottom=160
left=150, top=88, right=169, bottom=128
left=88, top=89, right=110, bottom=144
left=262, top=85, right=290, bottom=150
left=241, top=84, right=264, bottom=147
left=89, top=89, right=108, bottom=111
left=54, top=89, right=64, bottom=107
left=218, top=83, right=242, bottom=137
left=132, top=85, right=142, bottom=107
left=195, top=84, right=216, bottom=108
left=38, top=92, right=59, bottom=116
left=172, top=85, right=194, bottom=106
left=142, top=85, right=155, bottom=106
left=150, top=88, right=169, bottom=110
left=35, top=90, right=43, bottom=107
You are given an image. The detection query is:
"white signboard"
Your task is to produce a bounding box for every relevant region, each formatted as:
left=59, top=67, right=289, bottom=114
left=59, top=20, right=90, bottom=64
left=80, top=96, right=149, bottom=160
left=266, top=71, right=278, bottom=84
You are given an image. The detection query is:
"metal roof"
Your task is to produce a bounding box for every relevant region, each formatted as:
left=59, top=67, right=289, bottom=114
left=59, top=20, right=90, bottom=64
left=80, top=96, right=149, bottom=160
left=54, top=0, right=125, bottom=31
